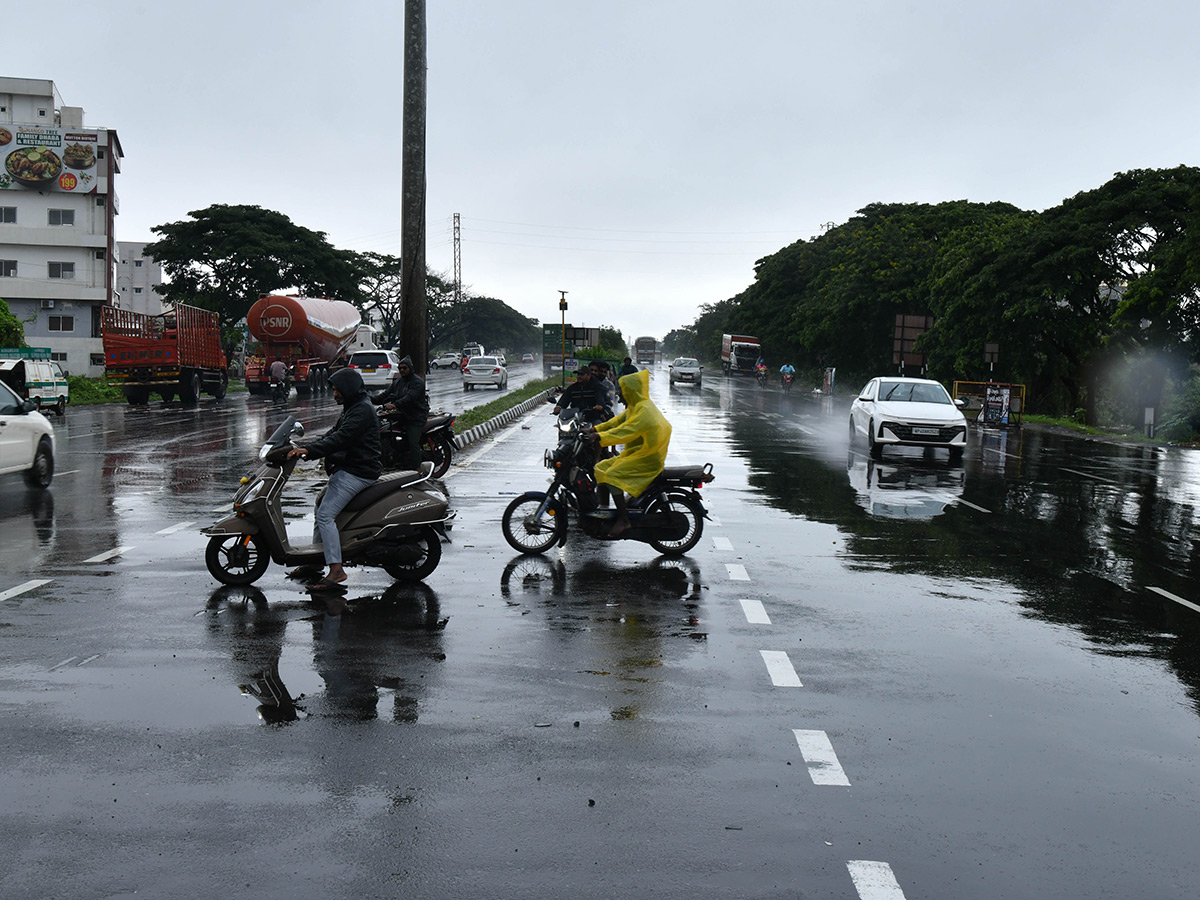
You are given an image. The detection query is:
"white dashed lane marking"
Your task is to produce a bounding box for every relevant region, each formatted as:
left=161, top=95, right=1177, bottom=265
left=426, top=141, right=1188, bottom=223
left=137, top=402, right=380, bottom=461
left=739, top=599, right=771, bottom=624
left=1148, top=586, right=1200, bottom=614
left=760, top=650, right=802, bottom=687
left=793, top=730, right=851, bottom=785
left=713, top=536, right=733, bottom=551
left=0, top=579, right=53, bottom=602
left=847, top=860, right=908, bottom=899
left=725, top=563, right=750, bottom=581
left=155, top=521, right=196, bottom=535
left=83, top=546, right=134, bottom=564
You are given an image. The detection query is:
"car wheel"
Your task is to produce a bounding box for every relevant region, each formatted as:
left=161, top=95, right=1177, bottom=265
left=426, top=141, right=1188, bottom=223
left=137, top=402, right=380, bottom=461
left=55, top=396, right=66, bottom=417
left=868, top=419, right=883, bottom=460
left=949, top=446, right=964, bottom=463
left=25, top=438, right=54, bottom=488
left=848, top=417, right=857, bottom=447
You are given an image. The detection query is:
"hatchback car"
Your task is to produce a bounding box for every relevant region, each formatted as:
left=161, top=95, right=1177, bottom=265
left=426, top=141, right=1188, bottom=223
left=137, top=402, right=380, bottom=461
left=0, top=379, right=55, bottom=488
left=347, top=350, right=402, bottom=388
left=462, top=355, right=508, bottom=390
left=521, top=353, right=535, bottom=364
left=668, top=357, right=703, bottom=386
left=430, top=352, right=462, bottom=369
left=849, top=377, right=967, bottom=460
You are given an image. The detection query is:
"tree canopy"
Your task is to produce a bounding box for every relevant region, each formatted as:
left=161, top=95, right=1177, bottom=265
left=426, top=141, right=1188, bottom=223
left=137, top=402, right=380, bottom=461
left=0, top=297, right=26, bottom=347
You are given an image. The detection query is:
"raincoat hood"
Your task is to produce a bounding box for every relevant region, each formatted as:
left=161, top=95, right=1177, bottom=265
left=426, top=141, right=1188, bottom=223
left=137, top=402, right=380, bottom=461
left=618, top=369, right=650, bottom=406
left=328, top=366, right=366, bottom=402
left=398, top=355, right=414, bottom=368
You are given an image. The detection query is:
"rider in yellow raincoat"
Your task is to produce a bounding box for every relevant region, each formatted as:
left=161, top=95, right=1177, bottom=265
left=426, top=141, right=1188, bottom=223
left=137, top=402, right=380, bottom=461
left=592, top=368, right=671, bottom=536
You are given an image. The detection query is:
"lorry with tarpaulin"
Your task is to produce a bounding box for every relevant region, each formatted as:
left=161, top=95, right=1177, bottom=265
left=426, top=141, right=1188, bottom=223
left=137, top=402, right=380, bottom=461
left=102, top=304, right=228, bottom=405
left=243, top=294, right=361, bottom=396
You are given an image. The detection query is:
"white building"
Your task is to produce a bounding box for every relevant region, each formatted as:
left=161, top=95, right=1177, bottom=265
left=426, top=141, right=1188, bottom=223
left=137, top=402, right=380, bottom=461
left=0, top=77, right=123, bottom=376
left=115, top=241, right=163, bottom=316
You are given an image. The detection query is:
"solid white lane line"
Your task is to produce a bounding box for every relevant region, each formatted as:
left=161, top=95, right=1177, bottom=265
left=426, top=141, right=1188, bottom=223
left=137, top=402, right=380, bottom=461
left=847, top=860, right=907, bottom=900
left=760, top=650, right=802, bottom=687
left=713, top=536, right=734, bottom=551
left=793, top=730, right=851, bottom=785
left=0, top=579, right=53, bottom=602
left=155, top=521, right=196, bottom=535
left=726, top=563, right=750, bottom=581
left=83, top=546, right=134, bottom=564
left=49, top=657, right=78, bottom=671
left=78, top=654, right=102, bottom=666
left=739, top=599, right=771, bottom=624
left=1148, top=586, right=1200, bottom=614
left=956, top=499, right=992, bottom=513
left=1061, top=467, right=1118, bottom=483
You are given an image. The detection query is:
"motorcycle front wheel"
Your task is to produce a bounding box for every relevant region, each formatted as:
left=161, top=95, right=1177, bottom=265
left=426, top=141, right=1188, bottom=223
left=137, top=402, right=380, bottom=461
left=206, top=533, right=271, bottom=585
left=646, top=493, right=704, bottom=556
left=502, top=494, right=566, bottom=554
left=383, top=525, right=443, bottom=582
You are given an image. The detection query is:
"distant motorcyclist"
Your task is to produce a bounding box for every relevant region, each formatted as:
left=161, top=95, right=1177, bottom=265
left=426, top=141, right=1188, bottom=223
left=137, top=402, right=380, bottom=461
left=371, top=355, right=429, bottom=471
left=779, top=362, right=795, bottom=383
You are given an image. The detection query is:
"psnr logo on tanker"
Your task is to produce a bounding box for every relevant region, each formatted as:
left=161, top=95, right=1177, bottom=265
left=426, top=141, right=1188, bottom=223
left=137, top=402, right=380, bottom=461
left=261, top=305, right=293, bottom=337
left=58, top=172, right=77, bottom=190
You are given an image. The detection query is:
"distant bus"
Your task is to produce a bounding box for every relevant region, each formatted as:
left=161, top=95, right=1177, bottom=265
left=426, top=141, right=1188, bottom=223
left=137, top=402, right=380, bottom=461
left=634, top=336, right=657, bottom=366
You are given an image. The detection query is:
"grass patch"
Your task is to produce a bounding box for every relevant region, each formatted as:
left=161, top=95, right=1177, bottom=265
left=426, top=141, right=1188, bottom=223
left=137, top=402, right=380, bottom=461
left=452, top=377, right=558, bottom=431
left=66, top=376, right=126, bottom=405
left=1023, top=413, right=1150, bottom=440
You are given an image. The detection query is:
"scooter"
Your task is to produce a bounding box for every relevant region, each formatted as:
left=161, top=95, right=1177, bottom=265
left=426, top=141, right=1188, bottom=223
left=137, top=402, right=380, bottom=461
left=202, top=416, right=453, bottom=586
left=500, top=408, right=713, bottom=557
left=379, top=410, right=456, bottom=478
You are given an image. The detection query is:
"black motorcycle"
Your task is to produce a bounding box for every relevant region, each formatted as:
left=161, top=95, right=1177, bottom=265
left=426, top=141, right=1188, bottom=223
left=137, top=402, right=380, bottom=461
left=501, top=409, right=713, bottom=556
left=379, top=410, right=456, bottom=478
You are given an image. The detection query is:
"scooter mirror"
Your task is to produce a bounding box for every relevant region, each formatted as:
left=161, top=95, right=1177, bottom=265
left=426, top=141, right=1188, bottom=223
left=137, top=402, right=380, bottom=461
left=291, top=422, right=306, bottom=438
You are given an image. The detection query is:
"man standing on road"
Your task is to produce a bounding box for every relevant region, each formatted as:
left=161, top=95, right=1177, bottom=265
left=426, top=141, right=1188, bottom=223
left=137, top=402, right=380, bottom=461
left=286, top=367, right=382, bottom=590
left=372, top=355, right=429, bottom=471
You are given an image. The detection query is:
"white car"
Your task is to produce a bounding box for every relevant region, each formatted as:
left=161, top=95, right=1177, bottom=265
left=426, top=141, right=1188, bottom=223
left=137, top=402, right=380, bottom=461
left=347, top=350, right=402, bottom=388
left=0, top=379, right=55, bottom=488
left=849, top=376, right=967, bottom=460
left=668, top=357, right=702, bottom=386
left=430, top=352, right=462, bottom=369
left=462, top=355, right=508, bottom=391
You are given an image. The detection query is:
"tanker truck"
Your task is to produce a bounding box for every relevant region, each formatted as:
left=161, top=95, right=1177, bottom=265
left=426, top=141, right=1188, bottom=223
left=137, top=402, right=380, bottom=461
left=243, top=295, right=361, bottom=396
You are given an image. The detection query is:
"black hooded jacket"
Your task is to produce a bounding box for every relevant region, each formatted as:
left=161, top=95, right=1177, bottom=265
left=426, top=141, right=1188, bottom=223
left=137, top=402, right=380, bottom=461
left=303, top=367, right=382, bottom=480
left=371, top=354, right=430, bottom=425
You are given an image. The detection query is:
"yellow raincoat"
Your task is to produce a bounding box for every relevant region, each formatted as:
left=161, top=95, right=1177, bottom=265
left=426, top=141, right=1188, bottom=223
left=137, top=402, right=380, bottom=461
left=593, top=369, right=671, bottom=496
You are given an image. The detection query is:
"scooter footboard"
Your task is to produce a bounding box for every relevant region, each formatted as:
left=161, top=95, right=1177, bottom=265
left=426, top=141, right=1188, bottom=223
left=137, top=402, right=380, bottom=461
left=201, top=515, right=260, bottom=537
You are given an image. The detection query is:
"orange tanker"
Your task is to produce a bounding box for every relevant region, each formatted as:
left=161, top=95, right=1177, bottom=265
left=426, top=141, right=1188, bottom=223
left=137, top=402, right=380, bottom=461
left=244, top=294, right=361, bottom=395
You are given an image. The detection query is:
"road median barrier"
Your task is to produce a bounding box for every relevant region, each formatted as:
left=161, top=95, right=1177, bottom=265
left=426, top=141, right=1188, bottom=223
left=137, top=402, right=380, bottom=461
left=452, top=389, right=555, bottom=450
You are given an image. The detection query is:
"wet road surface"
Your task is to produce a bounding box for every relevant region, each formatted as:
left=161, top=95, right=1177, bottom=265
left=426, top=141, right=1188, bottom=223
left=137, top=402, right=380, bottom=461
left=2, top=369, right=1200, bottom=898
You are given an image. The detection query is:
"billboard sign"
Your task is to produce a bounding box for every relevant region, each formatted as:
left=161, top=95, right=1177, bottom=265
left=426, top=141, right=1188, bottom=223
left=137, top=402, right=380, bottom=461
left=0, top=125, right=102, bottom=194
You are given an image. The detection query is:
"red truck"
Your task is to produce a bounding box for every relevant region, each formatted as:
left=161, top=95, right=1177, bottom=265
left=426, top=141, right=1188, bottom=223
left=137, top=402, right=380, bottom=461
left=243, top=294, right=361, bottom=395
left=102, top=304, right=228, bottom=405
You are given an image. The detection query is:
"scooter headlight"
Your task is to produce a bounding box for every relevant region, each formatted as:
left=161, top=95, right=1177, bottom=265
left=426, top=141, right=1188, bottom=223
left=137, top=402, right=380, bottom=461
left=237, top=479, right=267, bottom=506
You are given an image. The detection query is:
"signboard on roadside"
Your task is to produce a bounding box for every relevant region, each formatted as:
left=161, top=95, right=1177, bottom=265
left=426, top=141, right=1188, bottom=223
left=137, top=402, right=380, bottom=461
left=1, top=125, right=103, bottom=194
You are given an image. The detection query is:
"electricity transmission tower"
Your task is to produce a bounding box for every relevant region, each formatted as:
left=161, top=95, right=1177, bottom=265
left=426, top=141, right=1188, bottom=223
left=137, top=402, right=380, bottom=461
left=453, top=212, right=461, bottom=304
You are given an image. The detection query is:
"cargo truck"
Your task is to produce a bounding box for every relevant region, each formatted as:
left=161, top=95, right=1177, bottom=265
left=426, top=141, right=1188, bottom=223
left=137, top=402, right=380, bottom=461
left=634, top=336, right=657, bottom=367
left=102, top=304, right=228, bottom=405
left=721, top=333, right=761, bottom=376
left=243, top=294, right=361, bottom=395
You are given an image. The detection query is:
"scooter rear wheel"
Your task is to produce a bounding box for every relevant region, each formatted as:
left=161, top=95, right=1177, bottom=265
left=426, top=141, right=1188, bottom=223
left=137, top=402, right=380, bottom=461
left=646, top=493, right=704, bottom=556
left=206, top=533, right=270, bottom=585
left=383, top=525, right=443, bottom=582
left=502, top=494, right=566, bottom=554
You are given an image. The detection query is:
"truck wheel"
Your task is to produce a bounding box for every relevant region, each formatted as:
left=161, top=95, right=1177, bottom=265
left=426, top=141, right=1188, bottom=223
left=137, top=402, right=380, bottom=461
left=212, top=370, right=228, bottom=400
left=161, top=390, right=175, bottom=404
left=180, top=370, right=201, bottom=405
left=125, top=386, right=151, bottom=405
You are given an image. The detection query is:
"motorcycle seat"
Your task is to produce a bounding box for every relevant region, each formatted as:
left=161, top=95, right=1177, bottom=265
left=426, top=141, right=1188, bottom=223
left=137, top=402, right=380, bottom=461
left=661, top=464, right=713, bottom=482
left=425, top=413, right=454, bottom=430
left=343, top=466, right=432, bottom=512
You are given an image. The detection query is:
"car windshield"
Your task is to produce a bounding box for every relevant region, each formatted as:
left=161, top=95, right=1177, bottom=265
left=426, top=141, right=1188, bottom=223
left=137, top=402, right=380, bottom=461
left=351, top=352, right=391, bottom=366
left=471, top=357, right=497, bottom=366
left=674, top=358, right=698, bottom=367
left=878, top=381, right=950, bottom=404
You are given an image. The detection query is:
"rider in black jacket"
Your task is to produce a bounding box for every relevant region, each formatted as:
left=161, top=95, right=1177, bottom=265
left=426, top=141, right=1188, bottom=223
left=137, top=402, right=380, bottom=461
left=372, top=355, right=429, bottom=470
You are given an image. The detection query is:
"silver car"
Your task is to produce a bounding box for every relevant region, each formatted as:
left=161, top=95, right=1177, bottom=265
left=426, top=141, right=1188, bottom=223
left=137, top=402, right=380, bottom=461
left=0, top=379, right=55, bottom=487
left=462, top=355, right=508, bottom=391
left=668, top=357, right=703, bottom=386
left=849, top=376, right=967, bottom=460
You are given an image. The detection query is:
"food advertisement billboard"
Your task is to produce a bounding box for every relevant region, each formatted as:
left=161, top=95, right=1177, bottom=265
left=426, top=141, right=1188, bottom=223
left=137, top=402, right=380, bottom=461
left=0, top=125, right=102, bottom=193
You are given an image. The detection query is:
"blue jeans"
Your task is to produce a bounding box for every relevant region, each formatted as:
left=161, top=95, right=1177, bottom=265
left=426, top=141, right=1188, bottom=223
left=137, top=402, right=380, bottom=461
left=313, top=470, right=376, bottom=565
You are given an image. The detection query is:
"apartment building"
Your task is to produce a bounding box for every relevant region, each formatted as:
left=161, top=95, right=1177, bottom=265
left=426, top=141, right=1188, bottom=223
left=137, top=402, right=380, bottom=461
left=0, top=77, right=123, bottom=375
left=115, top=241, right=163, bottom=316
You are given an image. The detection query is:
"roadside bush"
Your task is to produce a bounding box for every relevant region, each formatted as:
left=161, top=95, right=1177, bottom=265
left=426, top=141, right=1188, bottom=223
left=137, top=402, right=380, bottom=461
left=67, top=376, right=125, bottom=405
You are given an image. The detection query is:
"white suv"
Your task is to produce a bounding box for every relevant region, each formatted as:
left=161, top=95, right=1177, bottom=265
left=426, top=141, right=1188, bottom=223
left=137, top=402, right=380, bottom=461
left=0, top=380, right=55, bottom=488
left=430, top=352, right=462, bottom=369
left=348, top=350, right=403, bottom=388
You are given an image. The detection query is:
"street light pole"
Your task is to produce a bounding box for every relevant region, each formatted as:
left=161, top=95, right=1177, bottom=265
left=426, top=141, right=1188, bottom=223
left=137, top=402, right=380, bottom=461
left=559, top=290, right=568, bottom=388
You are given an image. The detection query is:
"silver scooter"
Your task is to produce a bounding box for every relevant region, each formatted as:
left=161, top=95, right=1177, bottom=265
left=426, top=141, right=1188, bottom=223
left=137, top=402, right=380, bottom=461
left=202, top=416, right=453, bottom=586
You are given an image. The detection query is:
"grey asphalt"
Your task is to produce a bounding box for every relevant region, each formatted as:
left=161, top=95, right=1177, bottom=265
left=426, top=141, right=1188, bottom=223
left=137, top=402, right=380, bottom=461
left=2, top=369, right=1199, bottom=899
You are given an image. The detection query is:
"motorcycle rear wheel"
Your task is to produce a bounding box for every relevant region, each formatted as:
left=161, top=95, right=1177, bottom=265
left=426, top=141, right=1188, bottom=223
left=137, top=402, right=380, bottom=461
left=425, top=434, right=453, bottom=478
left=383, top=525, right=443, bottom=582
left=646, top=493, right=704, bottom=556
left=502, top=494, right=566, bottom=554
left=206, top=533, right=271, bottom=585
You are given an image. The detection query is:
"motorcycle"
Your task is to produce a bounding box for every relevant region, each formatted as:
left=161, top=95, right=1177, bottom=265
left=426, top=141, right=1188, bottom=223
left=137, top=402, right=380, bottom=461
left=379, top=410, right=456, bottom=478
left=756, top=366, right=769, bottom=388
left=500, top=408, right=713, bottom=557
left=782, top=371, right=794, bottom=394
left=269, top=369, right=292, bottom=402
left=202, top=416, right=454, bottom=586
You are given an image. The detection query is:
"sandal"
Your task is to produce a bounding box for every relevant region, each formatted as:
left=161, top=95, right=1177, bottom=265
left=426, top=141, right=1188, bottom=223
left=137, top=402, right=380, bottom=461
left=287, top=565, right=325, bottom=580
left=307, top=577, right=348, bottom=592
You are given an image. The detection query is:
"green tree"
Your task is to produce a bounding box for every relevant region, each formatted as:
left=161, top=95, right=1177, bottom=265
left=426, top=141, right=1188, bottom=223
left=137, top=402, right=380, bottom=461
left=144, top=204, right=365, bottom=338
left=0, top=297, right=25, bottom=347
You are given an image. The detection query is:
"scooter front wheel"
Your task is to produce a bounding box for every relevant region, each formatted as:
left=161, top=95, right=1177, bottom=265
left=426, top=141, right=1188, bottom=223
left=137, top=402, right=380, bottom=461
left=206, top=533, right=270, bottom=585
left=383, top=525, right=443, bottom=582
left=502, top=493, right=566, bottom=554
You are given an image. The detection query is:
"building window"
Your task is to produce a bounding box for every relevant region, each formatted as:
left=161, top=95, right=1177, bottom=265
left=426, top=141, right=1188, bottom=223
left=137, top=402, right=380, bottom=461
left=50, top=352, right=68, bottom=363
left=96, top=196, right=106, bottom=207
left=134, top=260, right=143, bottom=267
left=0, top=260, right=16, bottom=277
left=97, top=148, right=105, bottom=160
left=1, top=207, right=15, bottom=224
left=38, top=108, right=47, bottom=118
left=95, top=250, right=106, bottom=260
left=48, top=315, right=76, bottom=332
left=90, top=353, right=105, bottom=367
left=49, top=262, right=75, bottom=279
left=134, top=287, right=143, bottom=294
left=48, top=209, right=75, bottom=226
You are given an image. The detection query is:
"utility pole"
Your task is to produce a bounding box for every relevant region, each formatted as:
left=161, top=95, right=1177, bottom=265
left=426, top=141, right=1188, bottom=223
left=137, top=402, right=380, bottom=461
left=399, top=0, right=428, bottom=369
left=452, top=213, right=462, bottom=305
left=559, top=290, right=568, bottom=388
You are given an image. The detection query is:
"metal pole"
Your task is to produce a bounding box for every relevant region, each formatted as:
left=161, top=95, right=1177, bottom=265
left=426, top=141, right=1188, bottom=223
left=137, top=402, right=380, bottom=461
left=399, top=0, right=428, bottom=370
left=558, top=291, right=568, bottom=388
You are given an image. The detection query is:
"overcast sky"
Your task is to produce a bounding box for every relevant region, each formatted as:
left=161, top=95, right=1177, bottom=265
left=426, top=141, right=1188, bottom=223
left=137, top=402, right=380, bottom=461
left=8, top=0, right=1199, bottom=340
